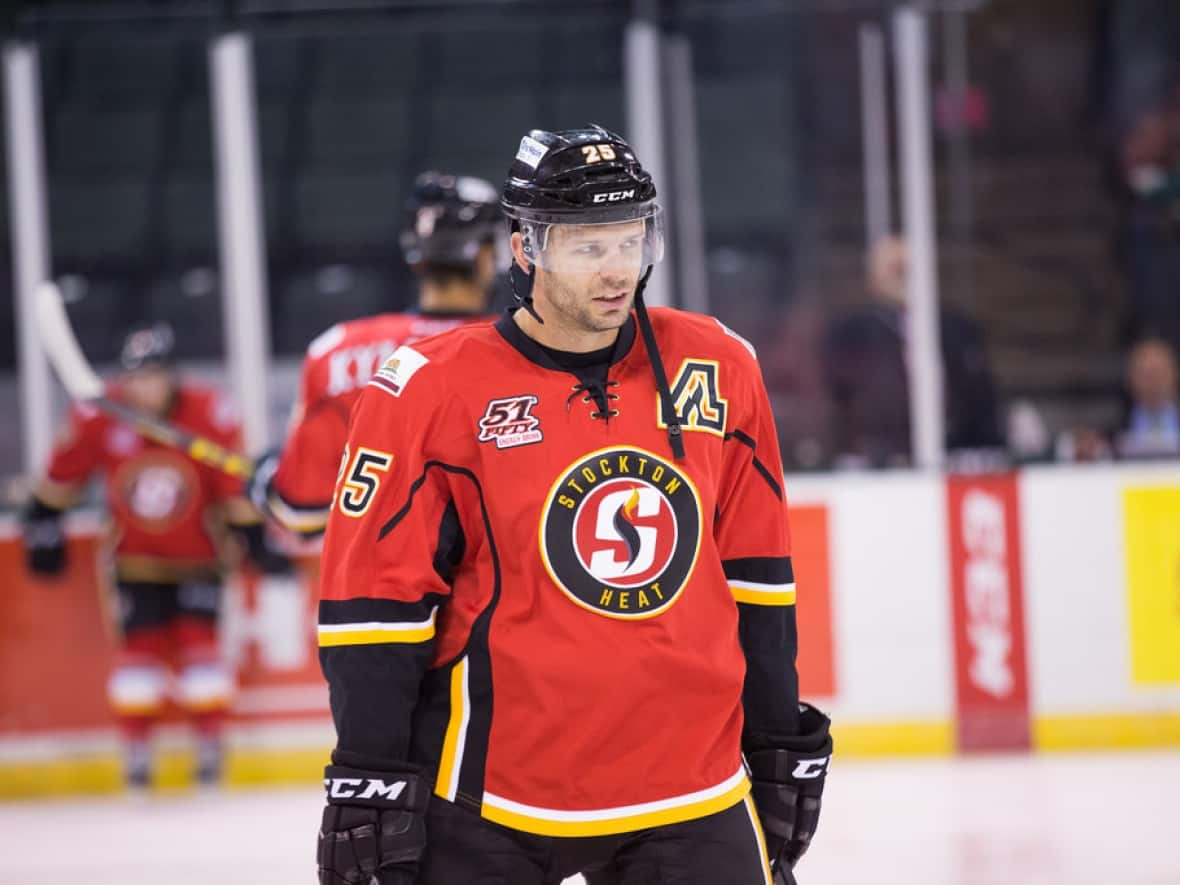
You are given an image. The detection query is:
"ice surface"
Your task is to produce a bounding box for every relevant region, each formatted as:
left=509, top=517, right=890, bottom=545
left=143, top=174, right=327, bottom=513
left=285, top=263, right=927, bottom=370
left=1, top=751, right=1177, bottom=884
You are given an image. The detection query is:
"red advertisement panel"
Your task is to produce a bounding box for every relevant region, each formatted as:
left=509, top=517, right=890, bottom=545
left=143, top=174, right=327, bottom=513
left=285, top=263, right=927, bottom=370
left=791, top=504, right=836, bottom=698
left=3, top=504, right=838, bottom=738
left=946, top=474, right=1031, bottom=751
left=0, top=531, right=327, bottom=737
left=0, top=534, right=113, bottom=732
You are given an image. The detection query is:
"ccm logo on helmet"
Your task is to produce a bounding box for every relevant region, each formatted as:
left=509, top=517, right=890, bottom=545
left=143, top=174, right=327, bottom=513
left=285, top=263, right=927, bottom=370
left=791, top=756, right=831, bottom=780
left=324, top=777, right=407, bottom=801
left=592, top=189, right=636, bottom=203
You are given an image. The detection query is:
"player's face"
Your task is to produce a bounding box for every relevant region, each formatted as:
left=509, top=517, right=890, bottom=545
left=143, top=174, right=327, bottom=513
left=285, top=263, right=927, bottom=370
left=123, top=366, right=176, bottom=416
left=534, top=221, right=645, bottom=334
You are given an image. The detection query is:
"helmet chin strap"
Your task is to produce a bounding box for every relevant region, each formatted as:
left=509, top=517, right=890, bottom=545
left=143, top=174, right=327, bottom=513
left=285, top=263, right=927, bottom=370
left=509, top=260, right=544, bottom=324
left=632, top=265, right=685, bottom=460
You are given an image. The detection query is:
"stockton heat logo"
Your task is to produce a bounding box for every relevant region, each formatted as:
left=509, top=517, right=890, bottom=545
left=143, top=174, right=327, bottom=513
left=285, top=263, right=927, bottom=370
left=540, top=447, right=702, bottom=619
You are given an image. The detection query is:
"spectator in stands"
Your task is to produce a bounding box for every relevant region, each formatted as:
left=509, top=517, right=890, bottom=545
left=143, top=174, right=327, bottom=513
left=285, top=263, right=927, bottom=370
left=1118, top=87, right=1180, bottom=358
left=822, top=235, right=1001, bottom=468
left=1118, top=337, right=1180, bottom=458
left=1095, top=0, right=1180, bottom=143
left=1093, top=2, right=1180, bottom=356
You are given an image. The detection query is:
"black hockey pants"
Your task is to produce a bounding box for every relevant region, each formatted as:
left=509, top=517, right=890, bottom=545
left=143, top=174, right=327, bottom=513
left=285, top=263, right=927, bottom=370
left=417, top=793, right=773, bottom=885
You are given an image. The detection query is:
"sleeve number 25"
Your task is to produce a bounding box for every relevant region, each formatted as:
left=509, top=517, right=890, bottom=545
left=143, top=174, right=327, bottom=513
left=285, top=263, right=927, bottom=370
left=335, top=446, right=394, bottom=517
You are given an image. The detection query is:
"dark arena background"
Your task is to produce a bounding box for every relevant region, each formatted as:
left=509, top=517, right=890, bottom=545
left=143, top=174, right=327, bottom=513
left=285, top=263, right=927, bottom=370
left=0, top=1, right=1177, bottom=882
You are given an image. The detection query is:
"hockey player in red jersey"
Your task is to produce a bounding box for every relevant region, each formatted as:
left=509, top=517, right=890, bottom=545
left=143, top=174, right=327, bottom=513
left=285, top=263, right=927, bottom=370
left=21, top=323, right=287, bottom=788
left=314, top=127, right=831, bottom=885
left=251, top=173, right=499, bottom=537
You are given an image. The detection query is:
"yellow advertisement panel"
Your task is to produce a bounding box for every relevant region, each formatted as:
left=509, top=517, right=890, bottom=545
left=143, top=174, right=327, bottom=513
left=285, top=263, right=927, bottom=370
left=1124, top=486, right=1180, bottom=684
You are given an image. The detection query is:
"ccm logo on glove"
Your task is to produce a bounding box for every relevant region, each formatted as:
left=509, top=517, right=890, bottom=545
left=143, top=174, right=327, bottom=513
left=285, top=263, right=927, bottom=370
left=792, top=756, right=831, bottom=779
left=324, top=777, right=407, bottom=801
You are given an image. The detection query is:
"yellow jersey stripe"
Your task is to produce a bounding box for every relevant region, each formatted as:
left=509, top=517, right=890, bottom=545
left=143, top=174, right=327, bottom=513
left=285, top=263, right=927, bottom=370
left=317, top=611, right=437, bottom=647
left=434, top=657, right=470, bottom=803
left=267, top=492, right=330, bottom=533
left=110, top=700, right=166, bottom=716
left=730, top=581, right=796, bottom=606
left=481, top=767, right=750, bottom=837
left=742, top=794, right=775, bottom=885
left=317, top=626, right=434, bottom=646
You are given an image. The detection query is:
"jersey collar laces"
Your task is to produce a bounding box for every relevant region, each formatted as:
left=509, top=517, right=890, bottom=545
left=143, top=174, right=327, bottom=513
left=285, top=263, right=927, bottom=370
left=566, top=379, right=620, bottom=421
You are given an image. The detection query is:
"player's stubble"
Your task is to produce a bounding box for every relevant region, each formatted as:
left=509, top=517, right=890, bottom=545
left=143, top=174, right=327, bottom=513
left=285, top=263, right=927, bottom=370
left=537, top=267, right=639, bottom=338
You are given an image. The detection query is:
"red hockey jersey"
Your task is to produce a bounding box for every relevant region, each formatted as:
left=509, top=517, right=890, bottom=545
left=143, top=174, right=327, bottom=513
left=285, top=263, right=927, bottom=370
left=318, top=309, right=800, bottom=837
left=269, top=312, right=488, bottom=535
left=45, top=383, right=244, bottom=581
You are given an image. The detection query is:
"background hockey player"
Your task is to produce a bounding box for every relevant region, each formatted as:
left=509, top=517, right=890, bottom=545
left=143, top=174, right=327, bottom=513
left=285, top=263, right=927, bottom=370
left=21, top=322, right=288, bottom=788
left=313, top=126, right=831, bottom=885
left=251, top=172, right=500, bottom=537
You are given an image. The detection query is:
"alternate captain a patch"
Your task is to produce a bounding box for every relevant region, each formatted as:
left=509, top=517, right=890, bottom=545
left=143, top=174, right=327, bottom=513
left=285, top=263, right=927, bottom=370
left=540, top=447, right=702, bottom=620
left=659, top=359, right=728, bottom=437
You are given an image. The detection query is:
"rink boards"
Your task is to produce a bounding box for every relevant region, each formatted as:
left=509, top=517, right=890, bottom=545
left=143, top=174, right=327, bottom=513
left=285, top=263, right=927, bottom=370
left=789, top=460, right=1180, bottom=754
left=2, top=460, right=1179, bottom=796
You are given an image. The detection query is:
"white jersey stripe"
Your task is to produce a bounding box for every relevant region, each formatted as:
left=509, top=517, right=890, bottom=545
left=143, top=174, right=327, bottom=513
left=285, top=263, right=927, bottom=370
left=318, top=609, right=436, bottom=635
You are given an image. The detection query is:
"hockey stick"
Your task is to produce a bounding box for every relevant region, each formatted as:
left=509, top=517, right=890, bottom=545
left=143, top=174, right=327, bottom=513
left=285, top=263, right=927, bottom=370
left=775, top=867, right=798, bottom=885
left=34, top=280, right=256, bottom=480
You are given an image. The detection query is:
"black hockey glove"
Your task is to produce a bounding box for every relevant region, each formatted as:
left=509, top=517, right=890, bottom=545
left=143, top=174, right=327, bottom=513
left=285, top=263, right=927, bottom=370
left=746, top=703, right=832, bottom=876
left=318, top=763, right=429, bottom=885
left=230, top=519, right=292, bottom=575
left=244, top=447, right=280, bottom=517
left=22, top=497, right=67, bottom=577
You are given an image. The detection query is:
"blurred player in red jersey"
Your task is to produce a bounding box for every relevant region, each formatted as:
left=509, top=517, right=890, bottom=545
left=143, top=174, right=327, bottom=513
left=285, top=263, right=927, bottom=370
left=250, top=172, right=500, bottom=537
left=21, top=323, right=287, bottom=788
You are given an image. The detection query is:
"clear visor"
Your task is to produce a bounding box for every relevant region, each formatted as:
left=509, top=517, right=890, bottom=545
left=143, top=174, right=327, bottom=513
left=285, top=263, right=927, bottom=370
left=519, top=206, right=664, bottom=273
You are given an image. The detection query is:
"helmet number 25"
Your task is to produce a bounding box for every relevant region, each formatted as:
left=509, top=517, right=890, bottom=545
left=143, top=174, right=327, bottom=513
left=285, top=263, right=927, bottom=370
left=335, top=446, right=394, bottom=518
left=581, top=144, right=617, bottom=164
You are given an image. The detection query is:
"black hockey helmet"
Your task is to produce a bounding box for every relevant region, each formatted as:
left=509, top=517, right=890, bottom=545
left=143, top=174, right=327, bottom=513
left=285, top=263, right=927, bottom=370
left=502, top=125, right=658, bottom=223
left=399, top=171, right=500, bottom=270
left=120, top=322, right=176, bottom=372
left=501, top=125, right=664, bottom=269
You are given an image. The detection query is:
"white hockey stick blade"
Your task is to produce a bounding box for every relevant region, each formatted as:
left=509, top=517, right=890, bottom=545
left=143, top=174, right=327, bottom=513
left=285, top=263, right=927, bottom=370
left=35, top=280, right=105, bottom=401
